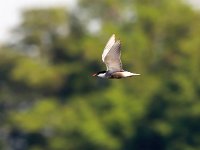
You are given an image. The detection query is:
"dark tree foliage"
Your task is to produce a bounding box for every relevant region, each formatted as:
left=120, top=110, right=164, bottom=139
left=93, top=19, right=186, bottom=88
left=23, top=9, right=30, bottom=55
left=1, top=0, right=200, bottom=150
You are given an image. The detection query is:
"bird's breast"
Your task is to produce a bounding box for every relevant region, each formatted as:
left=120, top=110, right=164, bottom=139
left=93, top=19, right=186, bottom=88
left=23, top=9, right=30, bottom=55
left=109, top=72, right=124, bottom=79
left=109, top=71, right=134, bottom=79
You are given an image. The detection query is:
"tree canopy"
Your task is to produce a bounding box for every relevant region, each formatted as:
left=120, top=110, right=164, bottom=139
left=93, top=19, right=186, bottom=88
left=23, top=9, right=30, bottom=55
left=1, top=0, right=200, bottom=150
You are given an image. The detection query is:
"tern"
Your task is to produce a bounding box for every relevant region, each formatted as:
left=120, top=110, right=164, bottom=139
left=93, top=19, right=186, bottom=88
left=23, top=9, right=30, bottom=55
left=92, top=34, right=140, bottom=79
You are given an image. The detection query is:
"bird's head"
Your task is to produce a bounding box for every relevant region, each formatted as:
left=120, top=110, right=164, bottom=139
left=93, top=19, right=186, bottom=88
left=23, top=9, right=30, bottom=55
left=92, top=71, right=106, bottom=78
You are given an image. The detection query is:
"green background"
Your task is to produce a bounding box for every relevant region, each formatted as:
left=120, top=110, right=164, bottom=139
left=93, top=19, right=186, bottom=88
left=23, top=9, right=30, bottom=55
left=1, top=0, right=200, bottom=149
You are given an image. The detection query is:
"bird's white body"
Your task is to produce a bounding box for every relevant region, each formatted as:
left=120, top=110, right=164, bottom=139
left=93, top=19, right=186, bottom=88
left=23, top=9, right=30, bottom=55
left=93, top=34, right=140, bottom=79
left=97, top=71, right=140, bottom=79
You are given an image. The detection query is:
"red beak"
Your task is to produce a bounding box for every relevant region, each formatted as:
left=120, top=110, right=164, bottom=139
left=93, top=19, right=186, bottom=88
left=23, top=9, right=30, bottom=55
left=92, top=73, right=97, bottom=76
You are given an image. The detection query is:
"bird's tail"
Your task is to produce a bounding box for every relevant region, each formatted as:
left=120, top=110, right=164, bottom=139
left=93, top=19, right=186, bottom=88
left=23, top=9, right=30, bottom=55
left=132, top=73, right=140, bottom=75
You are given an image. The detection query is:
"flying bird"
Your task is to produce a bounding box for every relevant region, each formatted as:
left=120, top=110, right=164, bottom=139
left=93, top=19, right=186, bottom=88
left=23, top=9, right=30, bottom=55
left=92, top=34, right=140, bottom=79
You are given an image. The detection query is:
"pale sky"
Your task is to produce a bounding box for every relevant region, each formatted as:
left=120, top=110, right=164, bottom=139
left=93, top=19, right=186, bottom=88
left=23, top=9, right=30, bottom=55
left=0, top=0, right=76, bottom=43
left=0, top=0, right=199, bottom=43
left=188, top=0, right=200, bottom=8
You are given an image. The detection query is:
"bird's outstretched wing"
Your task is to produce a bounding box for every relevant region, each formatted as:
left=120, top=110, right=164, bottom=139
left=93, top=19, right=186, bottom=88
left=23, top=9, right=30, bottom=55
left=102, top=34, right=115, bottom=62
left=103, top=40, right=122, bottom=72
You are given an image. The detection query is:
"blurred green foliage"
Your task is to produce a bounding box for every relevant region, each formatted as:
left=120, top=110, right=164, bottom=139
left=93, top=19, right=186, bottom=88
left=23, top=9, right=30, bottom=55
left=1, top=0, right=200, bottom=150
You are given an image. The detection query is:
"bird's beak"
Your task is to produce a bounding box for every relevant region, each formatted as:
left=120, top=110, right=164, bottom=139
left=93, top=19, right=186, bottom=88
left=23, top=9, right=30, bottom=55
left=92, top=73, right=97, bottom=77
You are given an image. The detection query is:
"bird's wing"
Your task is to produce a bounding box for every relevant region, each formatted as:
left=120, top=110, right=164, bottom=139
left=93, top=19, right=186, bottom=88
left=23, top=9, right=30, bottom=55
left=102, top=34, right=116, bottom=62
left=104, top=40, right=123, bottom=72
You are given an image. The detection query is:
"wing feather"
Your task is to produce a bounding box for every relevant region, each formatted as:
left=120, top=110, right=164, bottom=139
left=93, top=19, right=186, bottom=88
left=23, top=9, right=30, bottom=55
left=104, top=40, right=123, bottom=71
left=102, top=34, right=115, bottom=62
